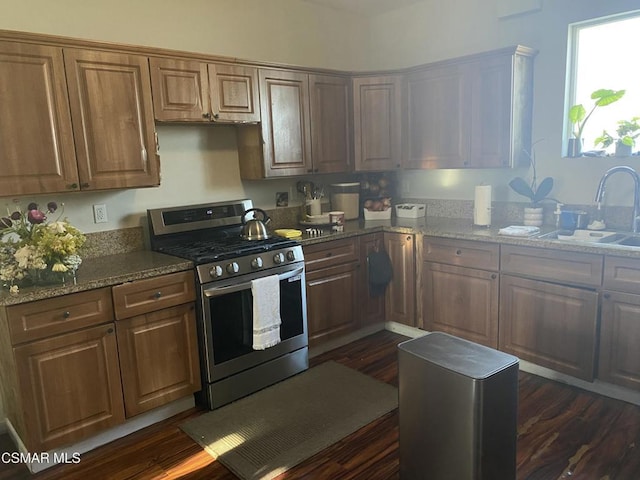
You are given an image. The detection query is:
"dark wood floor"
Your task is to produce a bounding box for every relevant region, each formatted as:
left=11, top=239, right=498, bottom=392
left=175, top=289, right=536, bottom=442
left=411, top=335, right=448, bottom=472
left=2, top=330, right=640, bottom=479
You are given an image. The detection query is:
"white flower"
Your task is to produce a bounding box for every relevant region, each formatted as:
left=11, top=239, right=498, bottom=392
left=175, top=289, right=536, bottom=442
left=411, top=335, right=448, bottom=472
left=48, top=221, right=67, bottom=234
left=9, top=285, right=19, bottom=295
left=14, top=245, right=46, bottom=270
left=51, top=263, right=68, bottom=272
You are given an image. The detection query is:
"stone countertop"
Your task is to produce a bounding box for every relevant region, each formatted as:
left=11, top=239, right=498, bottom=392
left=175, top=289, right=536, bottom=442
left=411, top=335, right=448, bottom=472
left=295, top=217, right=640, bottom=258
left=0, top=251, right=193, bottom=306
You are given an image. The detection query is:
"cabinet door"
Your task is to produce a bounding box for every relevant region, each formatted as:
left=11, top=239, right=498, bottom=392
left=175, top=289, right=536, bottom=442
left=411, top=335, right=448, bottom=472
left=116, top=303, right=201, bottom=417
left=353, top=75, right=402, bottom=171
left=149, top=57, right=209, bottom=121
left=257, top=68, right=312, bottom=176
left=306, top=262, right=359, bottom=346
left=423, top=262, right=498, bottom=347
left=359, top=233, right=386, bottom=326
left=0, top=41, right=79, bottom=195
left=384, top=233, right=415, bottom=326
left=499, top=275, right=598, bottom=381
left=468, top=54, right=513, bottom=167
left=208, top=64, right=260, bottom=123
left=309, top=73, right=351, bottom=174
left=598, top=291, right=640, bottom=390
left=405, top=64, right=468, bottom=169
left=64, top=49, right=160, bottom=190
left=14, top=323, right=124, bottom=450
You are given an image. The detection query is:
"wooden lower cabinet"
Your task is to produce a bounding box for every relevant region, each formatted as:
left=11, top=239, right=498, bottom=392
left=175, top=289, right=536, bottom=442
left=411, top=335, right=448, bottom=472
left=304, top=239, right=360, bottom=345
left=359, top=233, right=386, bottom=326
left=13, top=323, right=125, bottom=451
left=423, top=262, right=498, bottom=348
left=498, top=274, right=599, bottom=381
left=598, top=291, right=640, bottom=390
left=116, top=303, right=200, bottom=417
left=384, top=233, right=415, bottom=326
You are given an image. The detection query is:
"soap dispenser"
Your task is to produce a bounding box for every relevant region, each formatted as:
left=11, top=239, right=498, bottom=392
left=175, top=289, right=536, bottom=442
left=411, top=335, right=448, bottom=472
left=554, top=203, right=563, bottom=228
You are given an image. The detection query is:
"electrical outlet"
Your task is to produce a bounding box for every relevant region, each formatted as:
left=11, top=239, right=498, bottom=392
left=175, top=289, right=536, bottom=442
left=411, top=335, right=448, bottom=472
left=93, top=204, right=108, bottom=223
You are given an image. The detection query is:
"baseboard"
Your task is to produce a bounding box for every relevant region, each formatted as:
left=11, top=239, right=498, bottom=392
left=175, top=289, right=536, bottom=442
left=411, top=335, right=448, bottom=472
left=384, top=321, right=427, bottom=339
left=8, top=395, right=195, bottom=474
left=309, top=323, right=385, bottom=359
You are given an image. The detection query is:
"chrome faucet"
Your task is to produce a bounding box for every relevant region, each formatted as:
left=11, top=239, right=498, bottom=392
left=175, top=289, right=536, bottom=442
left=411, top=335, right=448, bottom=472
left=594, top=166, right=640, bottom=233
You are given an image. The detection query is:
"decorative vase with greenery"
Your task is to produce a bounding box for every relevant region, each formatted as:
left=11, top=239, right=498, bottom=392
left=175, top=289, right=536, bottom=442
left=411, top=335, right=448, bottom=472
left=567, top=88, right=626, bottom=157
left=509, top=147, right=554, bottom=226
left=594, top=116, right=640, bottom=157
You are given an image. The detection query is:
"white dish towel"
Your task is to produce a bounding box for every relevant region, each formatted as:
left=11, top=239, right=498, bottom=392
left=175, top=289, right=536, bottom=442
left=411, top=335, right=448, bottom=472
left=251, top=275, right=282, bottom=350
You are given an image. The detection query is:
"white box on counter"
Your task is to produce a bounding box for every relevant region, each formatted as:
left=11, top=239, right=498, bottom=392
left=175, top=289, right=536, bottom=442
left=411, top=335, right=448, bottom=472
left=395, top=203, right=426, bottom=218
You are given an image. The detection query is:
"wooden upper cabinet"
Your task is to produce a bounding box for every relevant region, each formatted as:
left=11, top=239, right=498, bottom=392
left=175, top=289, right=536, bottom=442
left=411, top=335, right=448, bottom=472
left=405, top=46, right=535, bottom=169
left=309, top=73, right=351, bottom=173
left=352, top=75, right=403, bottom=171
left=0, top=41, right=79, bottom=195
left=149, top=58, right=259, bottom=123
left=405, top=64, right=468, bottom=169
left=238, top=68, right=312, bottom=178
left=64, top=48, right=160, bottom=190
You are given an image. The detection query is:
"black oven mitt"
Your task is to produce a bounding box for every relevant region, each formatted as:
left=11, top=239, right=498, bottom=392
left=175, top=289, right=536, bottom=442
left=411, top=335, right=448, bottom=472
left=368, top=250, right=393, bottom=297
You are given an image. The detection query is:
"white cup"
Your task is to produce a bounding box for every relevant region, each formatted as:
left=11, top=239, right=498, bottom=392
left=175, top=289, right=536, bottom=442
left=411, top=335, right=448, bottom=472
left=329, top=211, right=345, bottom=231
left=306, top=198, right=321, bottom=216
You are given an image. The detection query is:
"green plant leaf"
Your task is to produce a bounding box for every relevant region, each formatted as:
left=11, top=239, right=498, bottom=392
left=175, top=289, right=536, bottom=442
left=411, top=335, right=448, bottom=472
left=592, top=89, right=626, bottom=106
left=533, top=177, right=554, bottom=203
left=509, top=177, right=535, bottom=201
left=568, top=104, right=585, bottom=124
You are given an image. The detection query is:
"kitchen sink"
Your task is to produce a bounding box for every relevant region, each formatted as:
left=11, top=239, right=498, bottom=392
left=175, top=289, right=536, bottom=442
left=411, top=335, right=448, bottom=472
left=616, top=235, right=640, bottom=247
left=535, top=229, right=640, bottom=249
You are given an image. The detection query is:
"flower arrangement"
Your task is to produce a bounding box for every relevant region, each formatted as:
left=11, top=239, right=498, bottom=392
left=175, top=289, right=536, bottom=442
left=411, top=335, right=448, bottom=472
left=0, top=201, right=86, bottom=294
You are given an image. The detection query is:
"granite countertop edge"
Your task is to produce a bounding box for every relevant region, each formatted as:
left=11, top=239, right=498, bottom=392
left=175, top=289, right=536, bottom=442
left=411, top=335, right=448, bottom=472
left=1, top=251, right=193, bottom=306
left=4, top=216, right=640, bottom=306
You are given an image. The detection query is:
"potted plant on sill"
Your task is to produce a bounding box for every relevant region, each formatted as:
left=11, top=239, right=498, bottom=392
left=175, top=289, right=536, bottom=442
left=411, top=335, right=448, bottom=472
left=567, top=88, right=626, bottom=157
left=509, top=148, right=554, bottom=226
left=594, top=116, right=640, bottom=157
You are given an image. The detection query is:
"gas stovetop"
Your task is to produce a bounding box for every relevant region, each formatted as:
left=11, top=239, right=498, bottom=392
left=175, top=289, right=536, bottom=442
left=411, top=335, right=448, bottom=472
left=147, top=199, right=304, bottom=283
left=156, top=236, right=299, bottom=264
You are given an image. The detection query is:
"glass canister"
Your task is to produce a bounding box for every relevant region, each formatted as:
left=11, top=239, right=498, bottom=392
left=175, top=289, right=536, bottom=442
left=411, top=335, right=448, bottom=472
left=330, top=183, right=360, bottom=220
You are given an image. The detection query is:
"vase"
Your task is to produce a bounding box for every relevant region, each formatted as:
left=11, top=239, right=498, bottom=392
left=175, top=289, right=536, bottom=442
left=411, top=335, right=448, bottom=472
left=523, top=207, right=544, bottom=227
left=28, top=266, right=76, bottom=287
left=615, top=142, right=632, bottom=157
left=567, top=138, right=583, bottom=157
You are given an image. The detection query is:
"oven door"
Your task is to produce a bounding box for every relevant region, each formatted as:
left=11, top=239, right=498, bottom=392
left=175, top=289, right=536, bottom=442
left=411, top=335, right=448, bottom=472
left=200, top=263, right=308, bottom=383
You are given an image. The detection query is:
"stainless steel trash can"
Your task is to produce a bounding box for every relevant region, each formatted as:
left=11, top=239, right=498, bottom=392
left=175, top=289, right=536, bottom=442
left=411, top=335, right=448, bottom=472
left=398, top=332, right=519, bottom=480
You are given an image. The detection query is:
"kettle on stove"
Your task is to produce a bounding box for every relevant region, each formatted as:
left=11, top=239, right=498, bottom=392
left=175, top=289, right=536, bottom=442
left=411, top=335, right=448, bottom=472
left=240, top=208, right=271, bottom=240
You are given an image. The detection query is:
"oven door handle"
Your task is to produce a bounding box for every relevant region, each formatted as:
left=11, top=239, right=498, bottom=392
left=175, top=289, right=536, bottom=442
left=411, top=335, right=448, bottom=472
left=202, top=266, right=304, bottom=298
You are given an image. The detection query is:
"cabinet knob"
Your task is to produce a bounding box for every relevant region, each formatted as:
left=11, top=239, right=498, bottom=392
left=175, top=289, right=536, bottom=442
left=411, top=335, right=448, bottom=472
left=62, top=311, right=71, bottom=319
left=202, top=112, right=211, bottom=119
left=603, top=293, right=611, bottom=299
left=106, top=327, right=114, bottom=334
left=406, top=236, right=412, bottom=241
left=491, top=274, right=497, bottom=280
left=456, top=249, right=462, bottom=255
left=212, top=113, right=219, bottom=120
left=68, top=183, right=79, bottom=190
left=153, top=291, right=162, bottom=299
left=81, top=182, right=90, bottom=189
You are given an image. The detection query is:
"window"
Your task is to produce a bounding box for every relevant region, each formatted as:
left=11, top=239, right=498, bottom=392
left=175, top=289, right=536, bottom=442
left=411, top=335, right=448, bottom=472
left=565, top=11, right=640, bottom=157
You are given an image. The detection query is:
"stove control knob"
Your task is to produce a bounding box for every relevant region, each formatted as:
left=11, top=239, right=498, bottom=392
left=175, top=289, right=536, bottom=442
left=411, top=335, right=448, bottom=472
left=286, top=250, right=296, bottom=262
left=226, top=262, right=240, bottom=274
left=273, top=252, right=284, bottom=264
left=251, top=257, right=264, bottom=269
left=209, top=265, right=223, bottom=278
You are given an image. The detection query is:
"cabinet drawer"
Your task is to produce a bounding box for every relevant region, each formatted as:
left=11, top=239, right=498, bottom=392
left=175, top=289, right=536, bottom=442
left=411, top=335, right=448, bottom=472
left=603, top=256, right=640, bottom=294
left=423, top=237, right=499, bottom=270
left=6, top=288, right=113, bottom=345
left=304, top=238, right=359, bottom=272
left=112, top=271, right=196, bottom=320
left=501, top=245, right=602, bottom=287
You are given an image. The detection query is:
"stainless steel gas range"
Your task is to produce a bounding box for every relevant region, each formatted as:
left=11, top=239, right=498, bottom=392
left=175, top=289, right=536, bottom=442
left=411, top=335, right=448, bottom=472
left=147, top=199, right=308, bottom=409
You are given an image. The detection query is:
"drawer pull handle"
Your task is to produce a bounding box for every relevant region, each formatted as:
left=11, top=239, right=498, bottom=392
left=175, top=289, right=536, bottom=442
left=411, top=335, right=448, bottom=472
left=154, top=291, right=162, bottom=299
left=456, top=249, right=462, bottom=255
left=62, top=311, right=71, bottom=319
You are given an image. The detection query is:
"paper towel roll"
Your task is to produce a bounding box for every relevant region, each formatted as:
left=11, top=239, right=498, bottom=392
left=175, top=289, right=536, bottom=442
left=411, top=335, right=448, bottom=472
left=474, top=185, right=492, bottom=226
